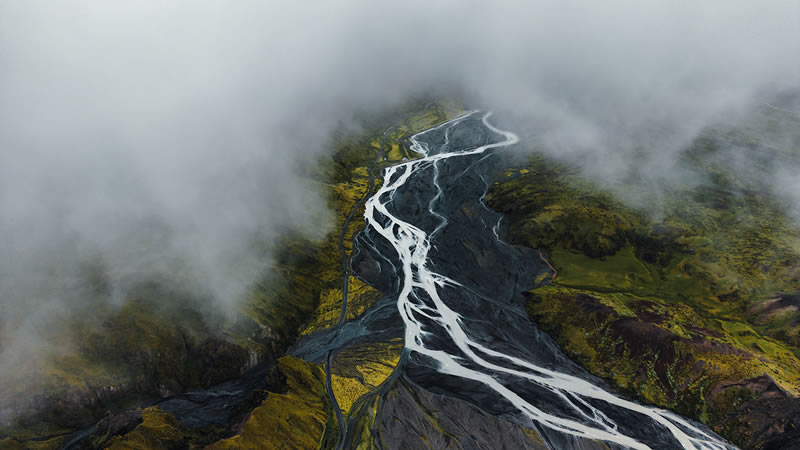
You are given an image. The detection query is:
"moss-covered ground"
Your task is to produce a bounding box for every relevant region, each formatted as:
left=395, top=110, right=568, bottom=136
left=212, top=101, right=464, bottom=448
left=207, top=356, right=330, bottom=450
left=0, top=100, right=464, bottom=448
left=9, top=102, right=800, bottom=448
left=487, top=106, right=800, bottom=447
left=330, top=339, right=404, bottom=414
left=105, top=407, right=190, bottom=450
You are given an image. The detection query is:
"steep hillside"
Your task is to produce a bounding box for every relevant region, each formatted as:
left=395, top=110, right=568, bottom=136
left=487, top=106, right=800, bottom=448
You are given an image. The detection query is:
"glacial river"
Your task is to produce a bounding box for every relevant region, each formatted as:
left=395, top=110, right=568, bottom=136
left=356, top=111, right=734, bottom=450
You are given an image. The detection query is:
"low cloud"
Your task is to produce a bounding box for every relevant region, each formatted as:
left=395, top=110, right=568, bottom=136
left=1, top=0, right=799, bottom=401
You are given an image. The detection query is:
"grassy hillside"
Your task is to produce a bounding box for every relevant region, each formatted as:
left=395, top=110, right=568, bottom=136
left=0, top=101, right=462, bottom=448
left=487, top=107, right=800, bottom=448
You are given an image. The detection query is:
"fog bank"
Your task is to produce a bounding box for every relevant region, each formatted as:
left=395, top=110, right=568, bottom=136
left=1, top=0, right=799, bottom=391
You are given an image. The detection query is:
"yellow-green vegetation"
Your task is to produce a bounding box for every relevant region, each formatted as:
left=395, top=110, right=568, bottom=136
left=0, top=436, right=68, bottom=450
left=487, top=119, right=800, bottom=446
left=330, top=339, right=403, bottom=413
left=343, top=395, right=383, bottom=450
left=255, top=101, right=465, bottom=342
left=1, top=284, right=255, bottom=443
left=106, top=408, right=188, bottom=450
left=102, top=356, right=330, bottom=449
left=1, top=100, right=465, bottom=447
left=300, top=276, right=382, bottom=335
left=208, top=356, right=329, bottom=450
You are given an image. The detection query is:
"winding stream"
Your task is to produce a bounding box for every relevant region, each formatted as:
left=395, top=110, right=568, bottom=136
left=353, top=111, right=734, bottom=449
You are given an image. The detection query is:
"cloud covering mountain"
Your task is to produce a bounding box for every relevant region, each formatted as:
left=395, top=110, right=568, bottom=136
left=1, top=0, right=799, bottom=391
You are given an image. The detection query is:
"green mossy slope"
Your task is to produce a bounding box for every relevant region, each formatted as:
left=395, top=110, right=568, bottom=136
left=0, top=101, right=463, bottom=447
left=487, top=109, right=800, bottom=448
left=207, top=356, right=330, bottom=450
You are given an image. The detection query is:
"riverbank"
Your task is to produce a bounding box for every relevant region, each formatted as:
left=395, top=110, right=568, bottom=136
left=0, top=101, right=461, bottom=449
left=486, top=106, right=800, bottom=448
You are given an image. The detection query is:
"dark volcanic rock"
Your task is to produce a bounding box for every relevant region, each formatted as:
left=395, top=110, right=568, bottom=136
left=347, top=113, right=731, bottom=449
left=378, top=377, right=549, bottom=450
left=373, top=376, right=619, bottom=450
left=716, top=376, right=800, bottom=449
